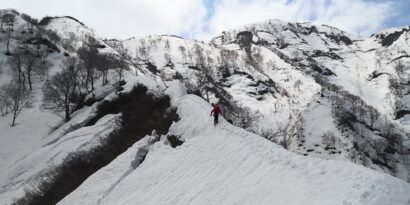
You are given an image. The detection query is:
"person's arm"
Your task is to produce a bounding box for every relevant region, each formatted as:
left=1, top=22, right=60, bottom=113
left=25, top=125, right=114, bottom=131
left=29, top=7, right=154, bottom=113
left=210, top=109, right=214, bottom=116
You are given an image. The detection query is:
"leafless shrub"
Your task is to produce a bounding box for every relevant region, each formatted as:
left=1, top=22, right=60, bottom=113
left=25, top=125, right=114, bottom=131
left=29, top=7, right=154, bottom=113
left=43, top=65, right=77, bottom=122
left=1, top=82, right=31, bottom=126
left=322, top=131, right=337, bottom=149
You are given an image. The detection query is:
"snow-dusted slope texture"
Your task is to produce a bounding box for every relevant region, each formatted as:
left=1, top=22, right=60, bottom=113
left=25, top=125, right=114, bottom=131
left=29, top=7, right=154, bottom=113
left=58, top=83, right=410, bottom=205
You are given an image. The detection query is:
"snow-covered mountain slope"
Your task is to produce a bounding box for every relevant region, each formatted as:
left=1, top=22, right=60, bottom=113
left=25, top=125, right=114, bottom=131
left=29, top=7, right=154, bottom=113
left=0, top=10, right=67, bottom=182
left=45, top=16, right=117, bottom=54
left=0, top=10, right=121, bottom=204
left=108, top=19, right=410, bottom=181
left=58, top=82, right=410, bottom=205
left=1, top=9, right=410, bottom=205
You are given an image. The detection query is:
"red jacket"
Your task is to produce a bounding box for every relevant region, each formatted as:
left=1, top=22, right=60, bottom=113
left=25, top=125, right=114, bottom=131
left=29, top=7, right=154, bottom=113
left=211, top=105, right=222, bottom=116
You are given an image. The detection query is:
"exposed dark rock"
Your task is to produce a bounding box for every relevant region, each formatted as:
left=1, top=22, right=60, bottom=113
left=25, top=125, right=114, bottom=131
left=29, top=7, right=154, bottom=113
left=188, top=65, right=200, bottom=71
left=395, top=110, right=410, bottom=120
left=322, top=33, right=353, bottom=45
left=311, top=64, right=336, bottom=76
left=233, top=70, right=255, bottom=80
left=146, top=62, right=159, bottom=74
left=236, top=31, right=253, bottom=53
left=167, top=135, right=184, bottom=148
left=373, top=27, right=410, bottom=47
left=220, top=67, right=231, bottom=78
left=367, top=71, right=388, bottom=81
left=311, top=50, right=342, bottom=60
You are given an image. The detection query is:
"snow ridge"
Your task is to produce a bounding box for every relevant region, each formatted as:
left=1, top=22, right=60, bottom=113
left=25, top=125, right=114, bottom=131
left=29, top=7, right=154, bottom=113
left=58, top=83, right=410, bottom=205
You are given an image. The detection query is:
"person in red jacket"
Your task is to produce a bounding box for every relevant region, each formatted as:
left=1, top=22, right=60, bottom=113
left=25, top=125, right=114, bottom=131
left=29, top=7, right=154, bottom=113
left=210, top=103, right=222, bottom=125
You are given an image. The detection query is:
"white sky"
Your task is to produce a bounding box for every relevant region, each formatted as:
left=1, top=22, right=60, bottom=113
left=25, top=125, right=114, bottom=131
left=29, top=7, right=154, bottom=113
left=0, top=0, right=407, bottom=40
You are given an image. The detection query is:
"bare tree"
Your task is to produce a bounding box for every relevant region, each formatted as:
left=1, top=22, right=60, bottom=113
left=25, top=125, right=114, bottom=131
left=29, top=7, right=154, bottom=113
left=114, top=58, right=128, bottom=85
left=277, top=36, right=287, bottom=49
left=107, top=42, right=131, bottom=83
left=96, top=54, right=112, bottom=85
left=236, top=106, right=260, bottom=129
left=96, top=53, right=125, bottom=86
left=196, top=66, right=213, bottom=102
left=1, top=13, right=16, bottom=31
left=115, top=66, right=126, bottom=86
left=0, top=85, right=11, bottom=116
left=0, top=14, right=4, bottom=31
left=394, top=61, right=406, bottom=76
left=20, top=13, right=38, bottom=33
left=294, top=80, right=303, bottom=91
left=137, top=39, right=149, bottom=60
left=273, top=99, right=281, bottom=112
left=8, top=49, right=26, bottom=86
left=38, top=56, right=53, bottom=81
left=115, top=43, right=131, bottom=60
left=2, top=13, right=16, bottom=55
left=389, top=77, right=401, bottom=97
left=193, top=43, right=205, bottom=67
left=78, top=35, right=100, bottom=92
left=273, top=123, right=290, bottom=149
left=164, top=53, right=171, bottom=64
left=4, top=30, right=13, bottom=55
left=164, top=39, right=170, bottom=50
left=35, top=24, right=46, bottom=40
left=178, top=46, right=187, bottom=63
left=220, top=48, right=238, bottom=68
left=3, top=82, right=31, bottom=126
left=322, top=131, right=337, bottom=149
left=62, top=32, right=77, bottom=55
left=43, top=69, right=76, bottom=122
left=293, top=114, right=305, bottom=143
left=22, top=51, right=41, bottom=90
left=251, top=47, right=264, bottom=69
left=369, top=107, right=380, bottom=127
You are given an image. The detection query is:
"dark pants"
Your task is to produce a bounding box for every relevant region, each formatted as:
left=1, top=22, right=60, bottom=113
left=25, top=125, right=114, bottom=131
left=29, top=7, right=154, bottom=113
left=213, top=113, right=219, bottom=125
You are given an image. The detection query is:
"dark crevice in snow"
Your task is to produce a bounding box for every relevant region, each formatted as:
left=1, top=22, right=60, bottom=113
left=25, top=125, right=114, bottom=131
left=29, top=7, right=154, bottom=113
left=85, top=100, right=121, bottom=126
left=390, top=55, right=410, bottom=63
left=395, top=110, right=410, bottom=120
left=167, top=135, right=184, bottom=148
left=367, top=71, right=389, bottom=81
left=13, top=84, right=179, bottom=205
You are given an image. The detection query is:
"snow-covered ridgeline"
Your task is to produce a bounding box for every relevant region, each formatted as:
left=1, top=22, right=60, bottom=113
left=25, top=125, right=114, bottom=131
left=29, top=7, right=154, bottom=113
left=58, top=82, right=410, bottom=205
